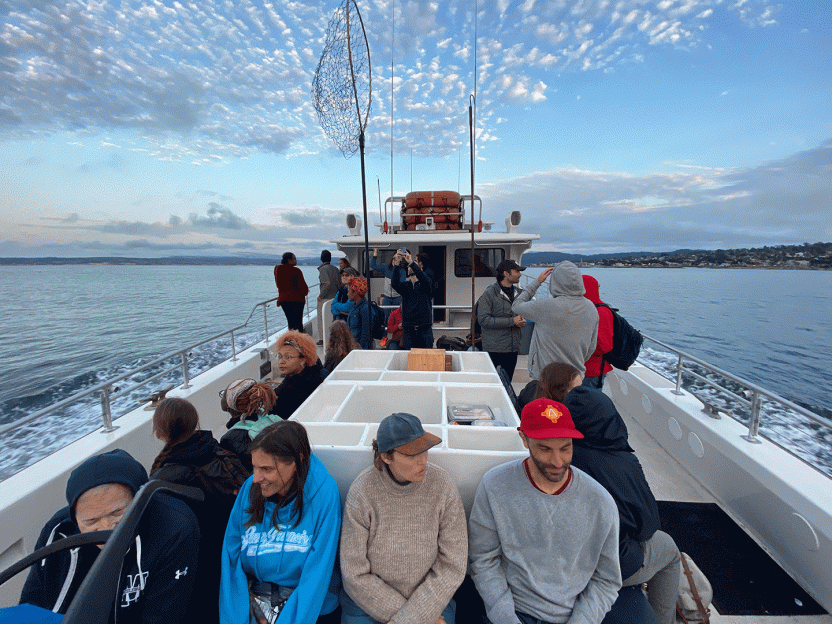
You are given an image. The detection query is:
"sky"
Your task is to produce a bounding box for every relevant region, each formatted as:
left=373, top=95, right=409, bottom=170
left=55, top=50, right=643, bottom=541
left=0, top=0, right=830, bottom=258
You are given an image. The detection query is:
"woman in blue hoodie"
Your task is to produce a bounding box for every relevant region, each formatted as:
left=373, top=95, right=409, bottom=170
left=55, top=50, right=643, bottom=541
left=220, top=420, right=341, bottom=624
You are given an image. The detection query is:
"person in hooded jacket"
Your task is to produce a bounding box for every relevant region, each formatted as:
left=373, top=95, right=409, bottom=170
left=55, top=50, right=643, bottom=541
left=20, top=449, right=199, bottom=624
left=346, top=276, right=374, bottom=350
left=511, top=261, right=598, bottom=379
left=220, top=420, right=341, bottom=624
left=534, top=362, right=681, bottom=624
left=581, top=275, right=614, bottom=389
left=151, top=398, right=248, bottom=624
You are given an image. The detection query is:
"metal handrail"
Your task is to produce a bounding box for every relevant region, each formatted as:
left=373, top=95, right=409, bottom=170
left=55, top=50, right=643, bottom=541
left=639, top=334, right=832, bottom=436
left=0, top=286, right=320, bottom=439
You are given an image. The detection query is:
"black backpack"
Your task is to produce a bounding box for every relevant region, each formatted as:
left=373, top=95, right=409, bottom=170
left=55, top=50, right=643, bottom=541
left=189, top=448, right=250, bottom=510
left=596, top=303, right=643, bottom=370
left=369, top=301, right=386, bottom=340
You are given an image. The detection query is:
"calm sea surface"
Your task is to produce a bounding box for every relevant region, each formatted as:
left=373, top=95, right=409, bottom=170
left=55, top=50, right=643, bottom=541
left=1, top=265, right=830, bottom=478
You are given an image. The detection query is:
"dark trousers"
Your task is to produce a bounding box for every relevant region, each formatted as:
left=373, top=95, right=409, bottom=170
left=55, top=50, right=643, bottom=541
left=487, top=351, right=519, bottom=382
left=402, top=324, right=434, bottom=349
left=281, top=301, right=305, bottom=332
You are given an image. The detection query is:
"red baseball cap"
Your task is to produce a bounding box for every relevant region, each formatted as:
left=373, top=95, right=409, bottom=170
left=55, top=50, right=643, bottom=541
left=520, top=398, right=584, bottom=440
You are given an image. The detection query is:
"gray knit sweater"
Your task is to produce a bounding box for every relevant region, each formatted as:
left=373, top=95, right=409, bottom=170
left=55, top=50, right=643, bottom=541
left=511, top=261, right=598, bottom=378
left=340, top=463, right=468, bottom=624
left=469, top=460, right=621, bottom=624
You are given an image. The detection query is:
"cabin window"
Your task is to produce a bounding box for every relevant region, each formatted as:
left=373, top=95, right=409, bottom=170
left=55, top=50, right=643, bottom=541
left=454, top=248, right=505, bottom=277
left=368, top=250, right=399, bottom=277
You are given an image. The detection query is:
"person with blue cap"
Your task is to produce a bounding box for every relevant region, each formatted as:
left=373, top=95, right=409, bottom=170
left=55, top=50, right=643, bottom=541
left=340, top=413, right=467, bottom=624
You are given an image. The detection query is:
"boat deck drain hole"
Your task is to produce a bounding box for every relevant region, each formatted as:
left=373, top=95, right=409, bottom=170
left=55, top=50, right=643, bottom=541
left=668, top=417, right=683, bottom=440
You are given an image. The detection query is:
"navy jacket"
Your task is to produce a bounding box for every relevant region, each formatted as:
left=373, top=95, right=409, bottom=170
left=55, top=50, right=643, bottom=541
left=391, top=262, right=433, bottom=327
left=566, top=386, right=660, bottom=579
left=21, top=450, right=199, bottom=623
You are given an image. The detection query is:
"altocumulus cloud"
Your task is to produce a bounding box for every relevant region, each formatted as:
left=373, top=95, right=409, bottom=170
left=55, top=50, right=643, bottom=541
left=0, top=0, right=780, bottom=160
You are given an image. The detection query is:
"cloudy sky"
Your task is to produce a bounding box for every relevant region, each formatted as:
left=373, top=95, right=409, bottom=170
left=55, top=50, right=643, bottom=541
left=1, top=0, right=829, bottom=258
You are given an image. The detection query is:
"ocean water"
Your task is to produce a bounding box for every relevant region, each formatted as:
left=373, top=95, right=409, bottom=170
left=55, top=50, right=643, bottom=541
left=0, top=264, right=830, bottom=479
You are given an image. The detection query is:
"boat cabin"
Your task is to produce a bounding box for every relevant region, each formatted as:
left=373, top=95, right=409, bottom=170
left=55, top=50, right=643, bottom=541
left=332, top=192, right=539, bottom=328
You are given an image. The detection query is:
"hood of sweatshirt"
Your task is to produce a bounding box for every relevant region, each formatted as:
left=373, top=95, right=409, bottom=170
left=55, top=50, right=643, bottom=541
left=549, top=261, right=586, bottom=297
left=566, top=387, right=633, bottom=452
left=581, top=274, right=603, bottom=305
left=65, top=449, right=148, bottom=523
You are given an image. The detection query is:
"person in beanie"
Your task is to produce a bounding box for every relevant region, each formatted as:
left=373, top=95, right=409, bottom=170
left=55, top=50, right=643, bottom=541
left=477, top=259, right=527, bottom=382
left=468, top=399, right=621, bottom=624
left=340, top=413, right=467, bottom=624
left=20, top=449, right=199, bottom=623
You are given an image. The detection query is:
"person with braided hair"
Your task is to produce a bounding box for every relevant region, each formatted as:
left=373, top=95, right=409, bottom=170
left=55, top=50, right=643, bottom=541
left=219, top=378, right=280, bottom=472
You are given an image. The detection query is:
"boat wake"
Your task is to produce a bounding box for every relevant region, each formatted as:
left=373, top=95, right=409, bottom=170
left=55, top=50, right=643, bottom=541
left=639, top=346, right=832, bottom=478
left=0, top=329, right=270, bottom=481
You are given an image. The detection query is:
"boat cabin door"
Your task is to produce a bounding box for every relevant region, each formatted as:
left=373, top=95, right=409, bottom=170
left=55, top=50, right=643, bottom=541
left=419, top=245, right=446, bottom=323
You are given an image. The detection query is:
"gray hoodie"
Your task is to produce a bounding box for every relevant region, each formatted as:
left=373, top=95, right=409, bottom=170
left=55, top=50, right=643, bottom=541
left=511, top=261, right=598, bottom=378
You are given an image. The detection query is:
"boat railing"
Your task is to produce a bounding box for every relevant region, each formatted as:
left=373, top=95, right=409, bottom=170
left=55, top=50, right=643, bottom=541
left=0, top=287, right=320, bottom=439
left=638, top=334, right=832, bottom=437
left=377, top=303, right=475, bottom=332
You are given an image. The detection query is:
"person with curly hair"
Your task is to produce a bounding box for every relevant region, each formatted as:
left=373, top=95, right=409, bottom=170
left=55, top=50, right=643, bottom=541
left=268, top=330, right=325, bottom=419
left=346, top=276, right=375, bottom=349
left=323, top=319, right=361, bottom=373
left=219, top=378, right=280, bottom=471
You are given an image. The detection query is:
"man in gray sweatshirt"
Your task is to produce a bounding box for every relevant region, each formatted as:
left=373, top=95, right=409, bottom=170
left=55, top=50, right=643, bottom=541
left=469, top=398, right=621, bottom=624
left=511, top=261, right=598, bottom=379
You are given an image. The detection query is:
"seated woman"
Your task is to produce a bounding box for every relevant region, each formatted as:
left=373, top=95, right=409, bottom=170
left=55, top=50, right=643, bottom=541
left=151, top=397, right=248, bottom=624
left=219, top=378, right=280, bottom=471
left=220, top=420, right=341, bottom=624
left=323, top=320, right=361, bottom=373
left=534, top=362, right=680, bottom=624
left=340, top=412, right=467, bottom=624
left=268, top=330, right=325, bottom=419
left=331, top=267, right=359, bottom=321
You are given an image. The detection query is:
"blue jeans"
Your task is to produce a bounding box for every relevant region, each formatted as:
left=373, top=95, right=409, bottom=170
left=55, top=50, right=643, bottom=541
left=340, top=589, right=456, bottom=624
left=582, top=373, right=606, bottom=389
left=482, top=585, right=658, bottom=624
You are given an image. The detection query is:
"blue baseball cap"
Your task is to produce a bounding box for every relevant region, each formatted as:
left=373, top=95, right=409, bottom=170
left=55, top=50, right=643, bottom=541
left=377, top=413, right=441, bottom=455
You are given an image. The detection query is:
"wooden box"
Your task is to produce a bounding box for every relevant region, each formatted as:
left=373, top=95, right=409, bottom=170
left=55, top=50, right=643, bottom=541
left=407, top=348, right=446, bottom=371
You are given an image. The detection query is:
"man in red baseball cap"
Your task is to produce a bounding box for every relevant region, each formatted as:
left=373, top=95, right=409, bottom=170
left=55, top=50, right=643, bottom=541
left=468, top=398, right=622, bottom=624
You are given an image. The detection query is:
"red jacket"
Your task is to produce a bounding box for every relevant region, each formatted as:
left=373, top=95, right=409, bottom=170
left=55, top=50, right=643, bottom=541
left=582, top=275, right=613, bottom=377
left=386, top=307, right=403, bottom=341
left=273, top=264, right=309, bottom=303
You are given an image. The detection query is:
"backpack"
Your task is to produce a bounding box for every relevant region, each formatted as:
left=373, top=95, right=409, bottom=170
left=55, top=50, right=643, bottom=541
left=369, top=301, right=386, bottom=340
left=436, top=335, right=467, bottom=351
left=596, top=303, right=643, bottom=370
left=676, top=552, right=712, bottom=624
left=189, top=448, right=250, bottom=510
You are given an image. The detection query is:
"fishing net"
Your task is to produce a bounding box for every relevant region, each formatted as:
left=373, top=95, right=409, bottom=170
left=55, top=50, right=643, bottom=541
left=312, top=0, right=372, bottom=157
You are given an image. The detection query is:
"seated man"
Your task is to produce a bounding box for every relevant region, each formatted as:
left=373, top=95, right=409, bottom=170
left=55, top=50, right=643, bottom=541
left=468, top=398, right=621, bottom=624
left=20, top=449, right=200, bottom=623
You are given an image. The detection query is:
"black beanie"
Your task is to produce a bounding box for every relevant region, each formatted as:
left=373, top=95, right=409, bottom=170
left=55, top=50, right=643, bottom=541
left=65, top=449, right=148, bottom=523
